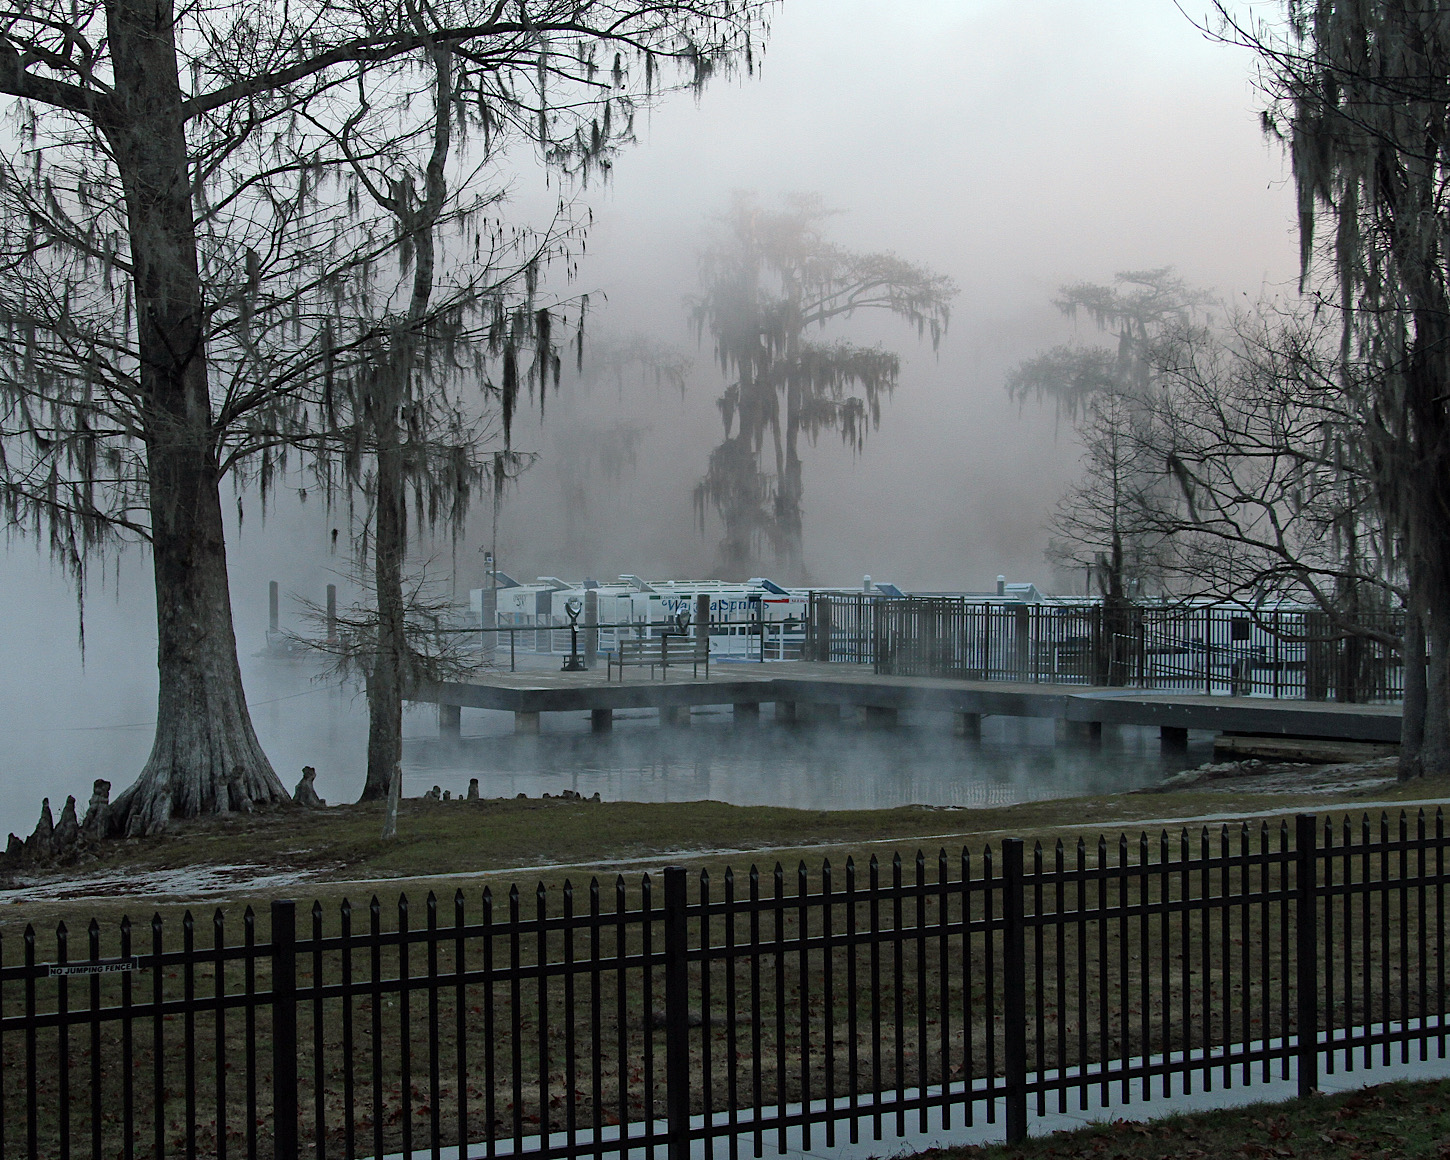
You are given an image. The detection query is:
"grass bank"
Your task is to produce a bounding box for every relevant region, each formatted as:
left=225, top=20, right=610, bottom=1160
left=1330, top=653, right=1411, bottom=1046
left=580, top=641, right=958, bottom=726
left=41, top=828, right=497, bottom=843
left=2, top=768, right=1448, bottom=936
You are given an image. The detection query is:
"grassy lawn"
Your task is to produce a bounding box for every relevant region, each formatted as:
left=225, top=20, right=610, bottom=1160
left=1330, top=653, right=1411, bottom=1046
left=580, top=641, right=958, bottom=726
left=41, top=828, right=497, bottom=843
left=933, top=1078, right=1450, bottom=1159
left=3, top=770, right=1449, bottom=935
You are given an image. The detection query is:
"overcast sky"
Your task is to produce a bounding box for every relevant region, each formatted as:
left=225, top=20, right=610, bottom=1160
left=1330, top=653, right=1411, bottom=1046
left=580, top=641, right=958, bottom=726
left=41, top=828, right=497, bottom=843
left=489, top=0, right=1300, bottom=593
left=0, top=0, right=1302, bottom=834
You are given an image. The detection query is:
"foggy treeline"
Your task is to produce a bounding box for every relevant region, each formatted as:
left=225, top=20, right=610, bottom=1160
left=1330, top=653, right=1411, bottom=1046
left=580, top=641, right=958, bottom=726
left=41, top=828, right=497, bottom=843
left=6, top=0, right=1447, bottom=834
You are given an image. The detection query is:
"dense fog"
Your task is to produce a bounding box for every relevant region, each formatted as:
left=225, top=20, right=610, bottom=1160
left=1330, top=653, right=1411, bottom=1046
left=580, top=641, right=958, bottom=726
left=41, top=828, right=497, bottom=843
left=0, top=0, right=1300, bottom=837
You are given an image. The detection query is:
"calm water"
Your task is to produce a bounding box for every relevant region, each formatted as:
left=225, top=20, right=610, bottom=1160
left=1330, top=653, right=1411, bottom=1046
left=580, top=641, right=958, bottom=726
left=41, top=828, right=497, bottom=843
left=254, top=657, right=1215, bottom=812
left=0, top=652, right=1215, bottom=839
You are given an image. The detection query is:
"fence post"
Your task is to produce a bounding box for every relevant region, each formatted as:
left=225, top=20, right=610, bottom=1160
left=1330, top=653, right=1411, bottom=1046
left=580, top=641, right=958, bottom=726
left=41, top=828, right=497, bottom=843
left=1002, top=839, right=1028, bottom=1144
left=271, top=899, right=299, bottom=1160
left=1295, top=815, right=1319, bottom=1098
left=663, top=867, right=691, bottom=1160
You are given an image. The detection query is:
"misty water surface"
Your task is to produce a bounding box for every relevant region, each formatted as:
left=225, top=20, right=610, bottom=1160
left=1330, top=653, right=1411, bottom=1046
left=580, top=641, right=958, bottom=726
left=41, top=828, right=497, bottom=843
left=3, top=640, right=1216, bottom=841
left=251, top=659, right=1211, bottom=815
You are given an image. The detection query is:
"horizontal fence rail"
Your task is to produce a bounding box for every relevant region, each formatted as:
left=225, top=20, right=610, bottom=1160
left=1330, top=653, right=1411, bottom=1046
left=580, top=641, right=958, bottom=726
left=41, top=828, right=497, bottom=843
left=805, top=595, right=1404, bottom=702
left=3, top=812, right=1447, bottom=1158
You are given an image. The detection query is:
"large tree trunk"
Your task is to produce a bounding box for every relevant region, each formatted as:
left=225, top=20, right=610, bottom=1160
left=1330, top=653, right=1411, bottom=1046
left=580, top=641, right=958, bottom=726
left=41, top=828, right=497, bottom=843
left=360, top=414, right=407, bottom=802
left=1400, top=608, right=1426, bottom=780
left=1422, top=613, right=1450, bottom=778
left=105, top=0, right=285, bottom=834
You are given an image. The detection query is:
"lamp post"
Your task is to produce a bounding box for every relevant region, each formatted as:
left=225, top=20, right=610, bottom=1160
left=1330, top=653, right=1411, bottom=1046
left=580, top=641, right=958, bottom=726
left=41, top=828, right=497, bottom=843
left=562, top=596, right=586, bottom=672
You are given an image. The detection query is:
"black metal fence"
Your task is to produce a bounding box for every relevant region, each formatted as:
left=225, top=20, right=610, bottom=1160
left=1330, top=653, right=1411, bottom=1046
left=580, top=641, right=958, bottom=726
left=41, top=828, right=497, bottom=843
left=2, top=811, right=1447, bottom=1159
left=805, top=594, right=1405, bottom=702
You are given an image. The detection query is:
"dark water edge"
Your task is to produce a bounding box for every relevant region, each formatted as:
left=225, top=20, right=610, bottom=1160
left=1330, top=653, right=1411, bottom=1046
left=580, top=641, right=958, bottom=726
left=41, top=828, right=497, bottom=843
left=399, top=706, right=1216, bottom=812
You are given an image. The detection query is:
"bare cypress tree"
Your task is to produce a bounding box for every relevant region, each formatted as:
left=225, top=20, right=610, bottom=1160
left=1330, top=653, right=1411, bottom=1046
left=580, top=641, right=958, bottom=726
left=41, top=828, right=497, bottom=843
left=690, top=192, right=955, bottom=580
left=0, top=0, right=770, bottom=833
left=1212, top=1, right=1450, bottom=774
left=1007, top=270, right=1208, bottom=630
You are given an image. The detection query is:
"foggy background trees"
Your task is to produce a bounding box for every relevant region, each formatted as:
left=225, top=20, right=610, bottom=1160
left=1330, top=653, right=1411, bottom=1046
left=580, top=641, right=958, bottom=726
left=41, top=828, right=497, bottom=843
left=690, top=193, right=955, bottom=581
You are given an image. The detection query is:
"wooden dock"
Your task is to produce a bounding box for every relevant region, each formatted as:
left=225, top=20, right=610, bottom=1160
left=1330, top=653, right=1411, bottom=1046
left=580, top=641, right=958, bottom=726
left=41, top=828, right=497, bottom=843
left=418, top=660, right=1401, bottom=747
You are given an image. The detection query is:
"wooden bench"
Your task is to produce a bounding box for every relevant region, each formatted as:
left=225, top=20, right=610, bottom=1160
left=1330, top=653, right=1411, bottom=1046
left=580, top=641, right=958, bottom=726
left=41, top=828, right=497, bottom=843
left=607, top=633, right=709, bottom=681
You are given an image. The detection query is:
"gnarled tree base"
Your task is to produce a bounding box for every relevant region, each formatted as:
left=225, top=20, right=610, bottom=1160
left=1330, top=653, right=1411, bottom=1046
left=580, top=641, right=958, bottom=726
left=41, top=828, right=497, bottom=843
left=110, top=702, right=289, bottom=836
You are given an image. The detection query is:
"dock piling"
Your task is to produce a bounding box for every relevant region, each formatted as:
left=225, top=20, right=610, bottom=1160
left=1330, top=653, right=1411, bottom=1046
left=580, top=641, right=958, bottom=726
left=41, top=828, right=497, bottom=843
left=439, top=704, right=461, bottom=740
left=864, top=706, right=899, bottom=729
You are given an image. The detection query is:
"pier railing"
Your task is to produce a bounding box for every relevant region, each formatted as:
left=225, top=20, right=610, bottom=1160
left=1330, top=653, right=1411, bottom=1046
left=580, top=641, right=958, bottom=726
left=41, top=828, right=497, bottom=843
left=3, top=811, right=1447, bottom=1158
left=805, top=594, right=1405, bottom=702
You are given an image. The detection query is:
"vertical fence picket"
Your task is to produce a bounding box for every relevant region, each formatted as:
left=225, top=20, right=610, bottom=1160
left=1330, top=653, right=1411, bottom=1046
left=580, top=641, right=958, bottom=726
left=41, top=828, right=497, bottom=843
left=213, top=910, right=228, bottom=1160
left=822, top=860, right=836, bottom=1149
left=509, top=885, right=523, bottom=1157
left=56, top=923, right=69, bottom=1160
left=1001, top=840, right=1026, bottom=1146
left=399, top=895, right=413, bottom=1160
left=800, top=860, right=813, bottom=1149
left=181, top=912, right=194, bottom=1160
left=369, top=897, right=383, bottom=1160
left=1032, top=843, right=1045, bottom=1117
left=774, top=862, right=788, bottom=1152
left=340, top=900, right=354, bottom=1160
left=311, top=900, right=325, bottom=1160
left=87, top=920, right=101, bottom=1160
left=1159, top=831, right=1171, bottom=1100
left=700, top=870, right=715, bottom=1160
left=272, top=900, right=298, bottom=1160
left=535, top=884, right=549, bottom=1153
left=1295, top=815, right=1319, bottom=1098
left=663, top=867, right=689, bottom=1160
left=962, top=848, right=975, bottom=1127
left=724, top=867, right=740, bottom=1160
left=454, top=891, right=467, bottom=1160
left=1055, top=840, right=1068, bottom=1112
left=935, top=851, right=950, bottom=1131
left=483, top=887, right=497, bottom=1160
left=152, top=914, right=165, bottom=1160
left=1380, top=813, right=1391, bottom=1066
left=1139, top=832, right=1150, bottom=1101
left=1418, top=811, right=1428, bottom=1063
left=1439, top=809, right=1446, bottom=1061
left=564, top=881, right=578, bottom=1160
left=427, top=893, right=441, bottom=1160
left=23, top=925, right=35, bottom=1160
left=844, top=857, right=859, bottom=1145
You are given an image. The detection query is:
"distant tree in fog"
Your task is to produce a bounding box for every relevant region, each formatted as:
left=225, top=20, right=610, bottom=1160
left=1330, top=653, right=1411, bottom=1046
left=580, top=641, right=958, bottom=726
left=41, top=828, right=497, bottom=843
left=547, top=332, right=691, bottom=558
left=690, top=193, right=956, bottom=580
left=1007, top=269, right=1209, bottom=607
left=0, top=0, right=769, bottom=834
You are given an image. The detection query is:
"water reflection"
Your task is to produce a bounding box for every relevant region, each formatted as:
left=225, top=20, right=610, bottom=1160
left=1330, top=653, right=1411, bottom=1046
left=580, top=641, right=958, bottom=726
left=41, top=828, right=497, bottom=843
left=399, top=709, right=1212, bottom=811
